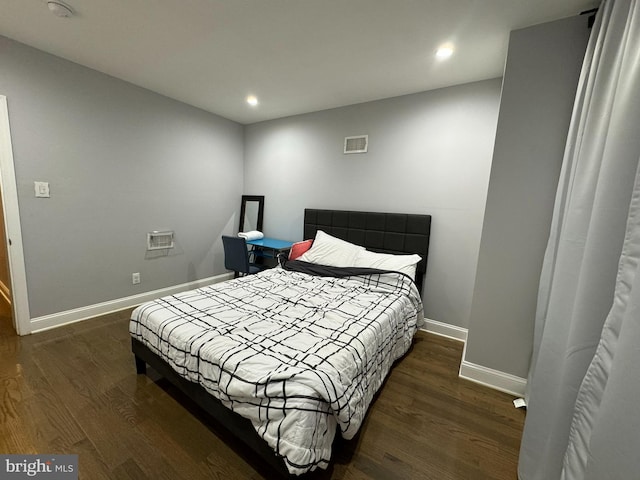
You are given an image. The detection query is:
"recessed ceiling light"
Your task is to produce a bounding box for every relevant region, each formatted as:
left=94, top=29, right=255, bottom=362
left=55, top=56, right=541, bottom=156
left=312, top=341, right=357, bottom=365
left=47, top=1, right=74, bottom=17
left=436, top=45, right=454, bottom=60
left=246, top=95, right=258, bottom=106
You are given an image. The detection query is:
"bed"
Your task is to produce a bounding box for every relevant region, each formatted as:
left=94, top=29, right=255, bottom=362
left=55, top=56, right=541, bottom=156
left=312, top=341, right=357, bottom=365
left=130, top=208, right=431, bottom=476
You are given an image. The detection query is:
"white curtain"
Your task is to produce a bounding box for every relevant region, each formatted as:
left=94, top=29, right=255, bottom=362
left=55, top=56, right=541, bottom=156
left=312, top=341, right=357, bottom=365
left=519, top=0, right=640, bottom=479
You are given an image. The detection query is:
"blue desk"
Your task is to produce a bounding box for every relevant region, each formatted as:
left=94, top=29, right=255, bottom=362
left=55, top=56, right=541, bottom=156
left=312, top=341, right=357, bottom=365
left=246, top=237, right=294, bottom=263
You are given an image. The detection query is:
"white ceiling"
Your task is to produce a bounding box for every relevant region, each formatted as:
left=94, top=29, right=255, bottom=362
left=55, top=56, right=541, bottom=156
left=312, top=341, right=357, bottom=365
left=0, top=0, right=598, bottom=125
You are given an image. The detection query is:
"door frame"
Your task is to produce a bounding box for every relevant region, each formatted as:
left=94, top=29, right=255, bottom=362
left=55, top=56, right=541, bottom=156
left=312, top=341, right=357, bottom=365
left=0, top=95, right=31, bottom=335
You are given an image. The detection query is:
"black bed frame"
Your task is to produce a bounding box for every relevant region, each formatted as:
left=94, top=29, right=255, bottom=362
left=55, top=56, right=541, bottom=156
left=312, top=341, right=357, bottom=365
left=132, top=208, right=432, bottom=477
left=131, top=338, right=291, bottom=476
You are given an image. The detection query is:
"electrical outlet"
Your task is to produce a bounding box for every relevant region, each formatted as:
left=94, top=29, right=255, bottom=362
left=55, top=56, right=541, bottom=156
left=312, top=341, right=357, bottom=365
left=132, top=272, right=141, bottom=285
left=34, top=181, right=50, bottom=198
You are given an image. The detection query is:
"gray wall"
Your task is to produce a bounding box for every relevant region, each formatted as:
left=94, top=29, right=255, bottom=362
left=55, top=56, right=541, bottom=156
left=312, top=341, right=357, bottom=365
left=464, top=16, right=591, bottom=377
left=244, top=79, right=502, bottom=328
left=0, top=36, right=244, bottom=318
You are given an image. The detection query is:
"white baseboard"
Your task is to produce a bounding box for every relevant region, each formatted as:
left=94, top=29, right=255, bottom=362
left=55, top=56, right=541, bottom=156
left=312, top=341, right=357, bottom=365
left=30, top=272, right=234, bottom=333
left=29, top=281, right=528, bottom=398
left=421, top=317, right=526, bottom=396
left=459, top=359, right=527, bottom=397
left=421, top=318, right=468, bottom=342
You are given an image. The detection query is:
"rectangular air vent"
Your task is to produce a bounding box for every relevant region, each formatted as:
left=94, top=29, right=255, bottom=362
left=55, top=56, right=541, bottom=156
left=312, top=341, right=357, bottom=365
left=344, top=135, right=368, bottom=154
left=147, top=231, right=174, bottom=250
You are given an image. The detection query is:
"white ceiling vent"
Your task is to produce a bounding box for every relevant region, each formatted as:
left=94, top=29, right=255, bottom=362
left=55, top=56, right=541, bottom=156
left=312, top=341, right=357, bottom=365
left=147, top=231, right=174, bottom=250
left=344, top=135, right=368, bottom=154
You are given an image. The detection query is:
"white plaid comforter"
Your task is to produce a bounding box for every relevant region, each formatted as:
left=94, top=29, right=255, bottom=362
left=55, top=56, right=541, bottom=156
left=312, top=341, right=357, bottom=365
left=129, top=266, right=424, bottom=475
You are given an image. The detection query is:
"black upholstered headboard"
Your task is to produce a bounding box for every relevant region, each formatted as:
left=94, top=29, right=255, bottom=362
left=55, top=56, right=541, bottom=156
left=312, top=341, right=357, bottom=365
left=303, top=208, right=431, bottom=294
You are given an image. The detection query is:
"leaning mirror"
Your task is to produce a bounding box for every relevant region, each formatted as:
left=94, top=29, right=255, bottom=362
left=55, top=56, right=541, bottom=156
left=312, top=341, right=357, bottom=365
left=239, top=195, right=264, bottom=233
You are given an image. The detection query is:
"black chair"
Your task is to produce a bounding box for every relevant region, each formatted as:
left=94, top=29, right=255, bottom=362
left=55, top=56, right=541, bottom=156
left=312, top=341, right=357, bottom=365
left=222, top=235, right=263, bottom=278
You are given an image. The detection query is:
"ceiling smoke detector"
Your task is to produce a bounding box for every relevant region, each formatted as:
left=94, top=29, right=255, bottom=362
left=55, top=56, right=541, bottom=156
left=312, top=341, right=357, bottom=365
left=47, top=1, right=74, bottom=17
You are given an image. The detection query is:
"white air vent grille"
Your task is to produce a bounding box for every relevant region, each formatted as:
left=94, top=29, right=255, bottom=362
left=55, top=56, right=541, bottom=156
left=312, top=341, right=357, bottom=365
left=344, top=135, right=368, bottom=154
left=147, top=231, right=174, bottom=250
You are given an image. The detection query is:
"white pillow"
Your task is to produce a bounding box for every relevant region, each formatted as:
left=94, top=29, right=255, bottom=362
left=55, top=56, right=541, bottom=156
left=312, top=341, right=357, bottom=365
left=297, top=230, right=364, bottom=267
left=353, top=249, right=422, bottom=279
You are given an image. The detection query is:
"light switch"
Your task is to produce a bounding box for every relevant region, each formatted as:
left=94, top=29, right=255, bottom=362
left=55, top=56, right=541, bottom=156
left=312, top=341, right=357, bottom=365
left=34, top=181, right=50, bottom=198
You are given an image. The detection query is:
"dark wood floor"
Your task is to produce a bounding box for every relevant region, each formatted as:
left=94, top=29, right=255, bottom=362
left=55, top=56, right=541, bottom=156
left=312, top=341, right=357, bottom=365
left=0, top=306, right=524, bottom=479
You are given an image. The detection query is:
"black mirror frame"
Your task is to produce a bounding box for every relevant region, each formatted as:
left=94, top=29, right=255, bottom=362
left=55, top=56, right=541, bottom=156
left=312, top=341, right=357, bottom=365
left=239, top=195, right=264, bottom=233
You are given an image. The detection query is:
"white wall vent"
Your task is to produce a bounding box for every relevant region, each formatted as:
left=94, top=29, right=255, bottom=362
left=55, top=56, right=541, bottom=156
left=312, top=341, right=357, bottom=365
left=344, top=135, right=368, bottom=154
left=147, top=231, right=174, bottom=250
